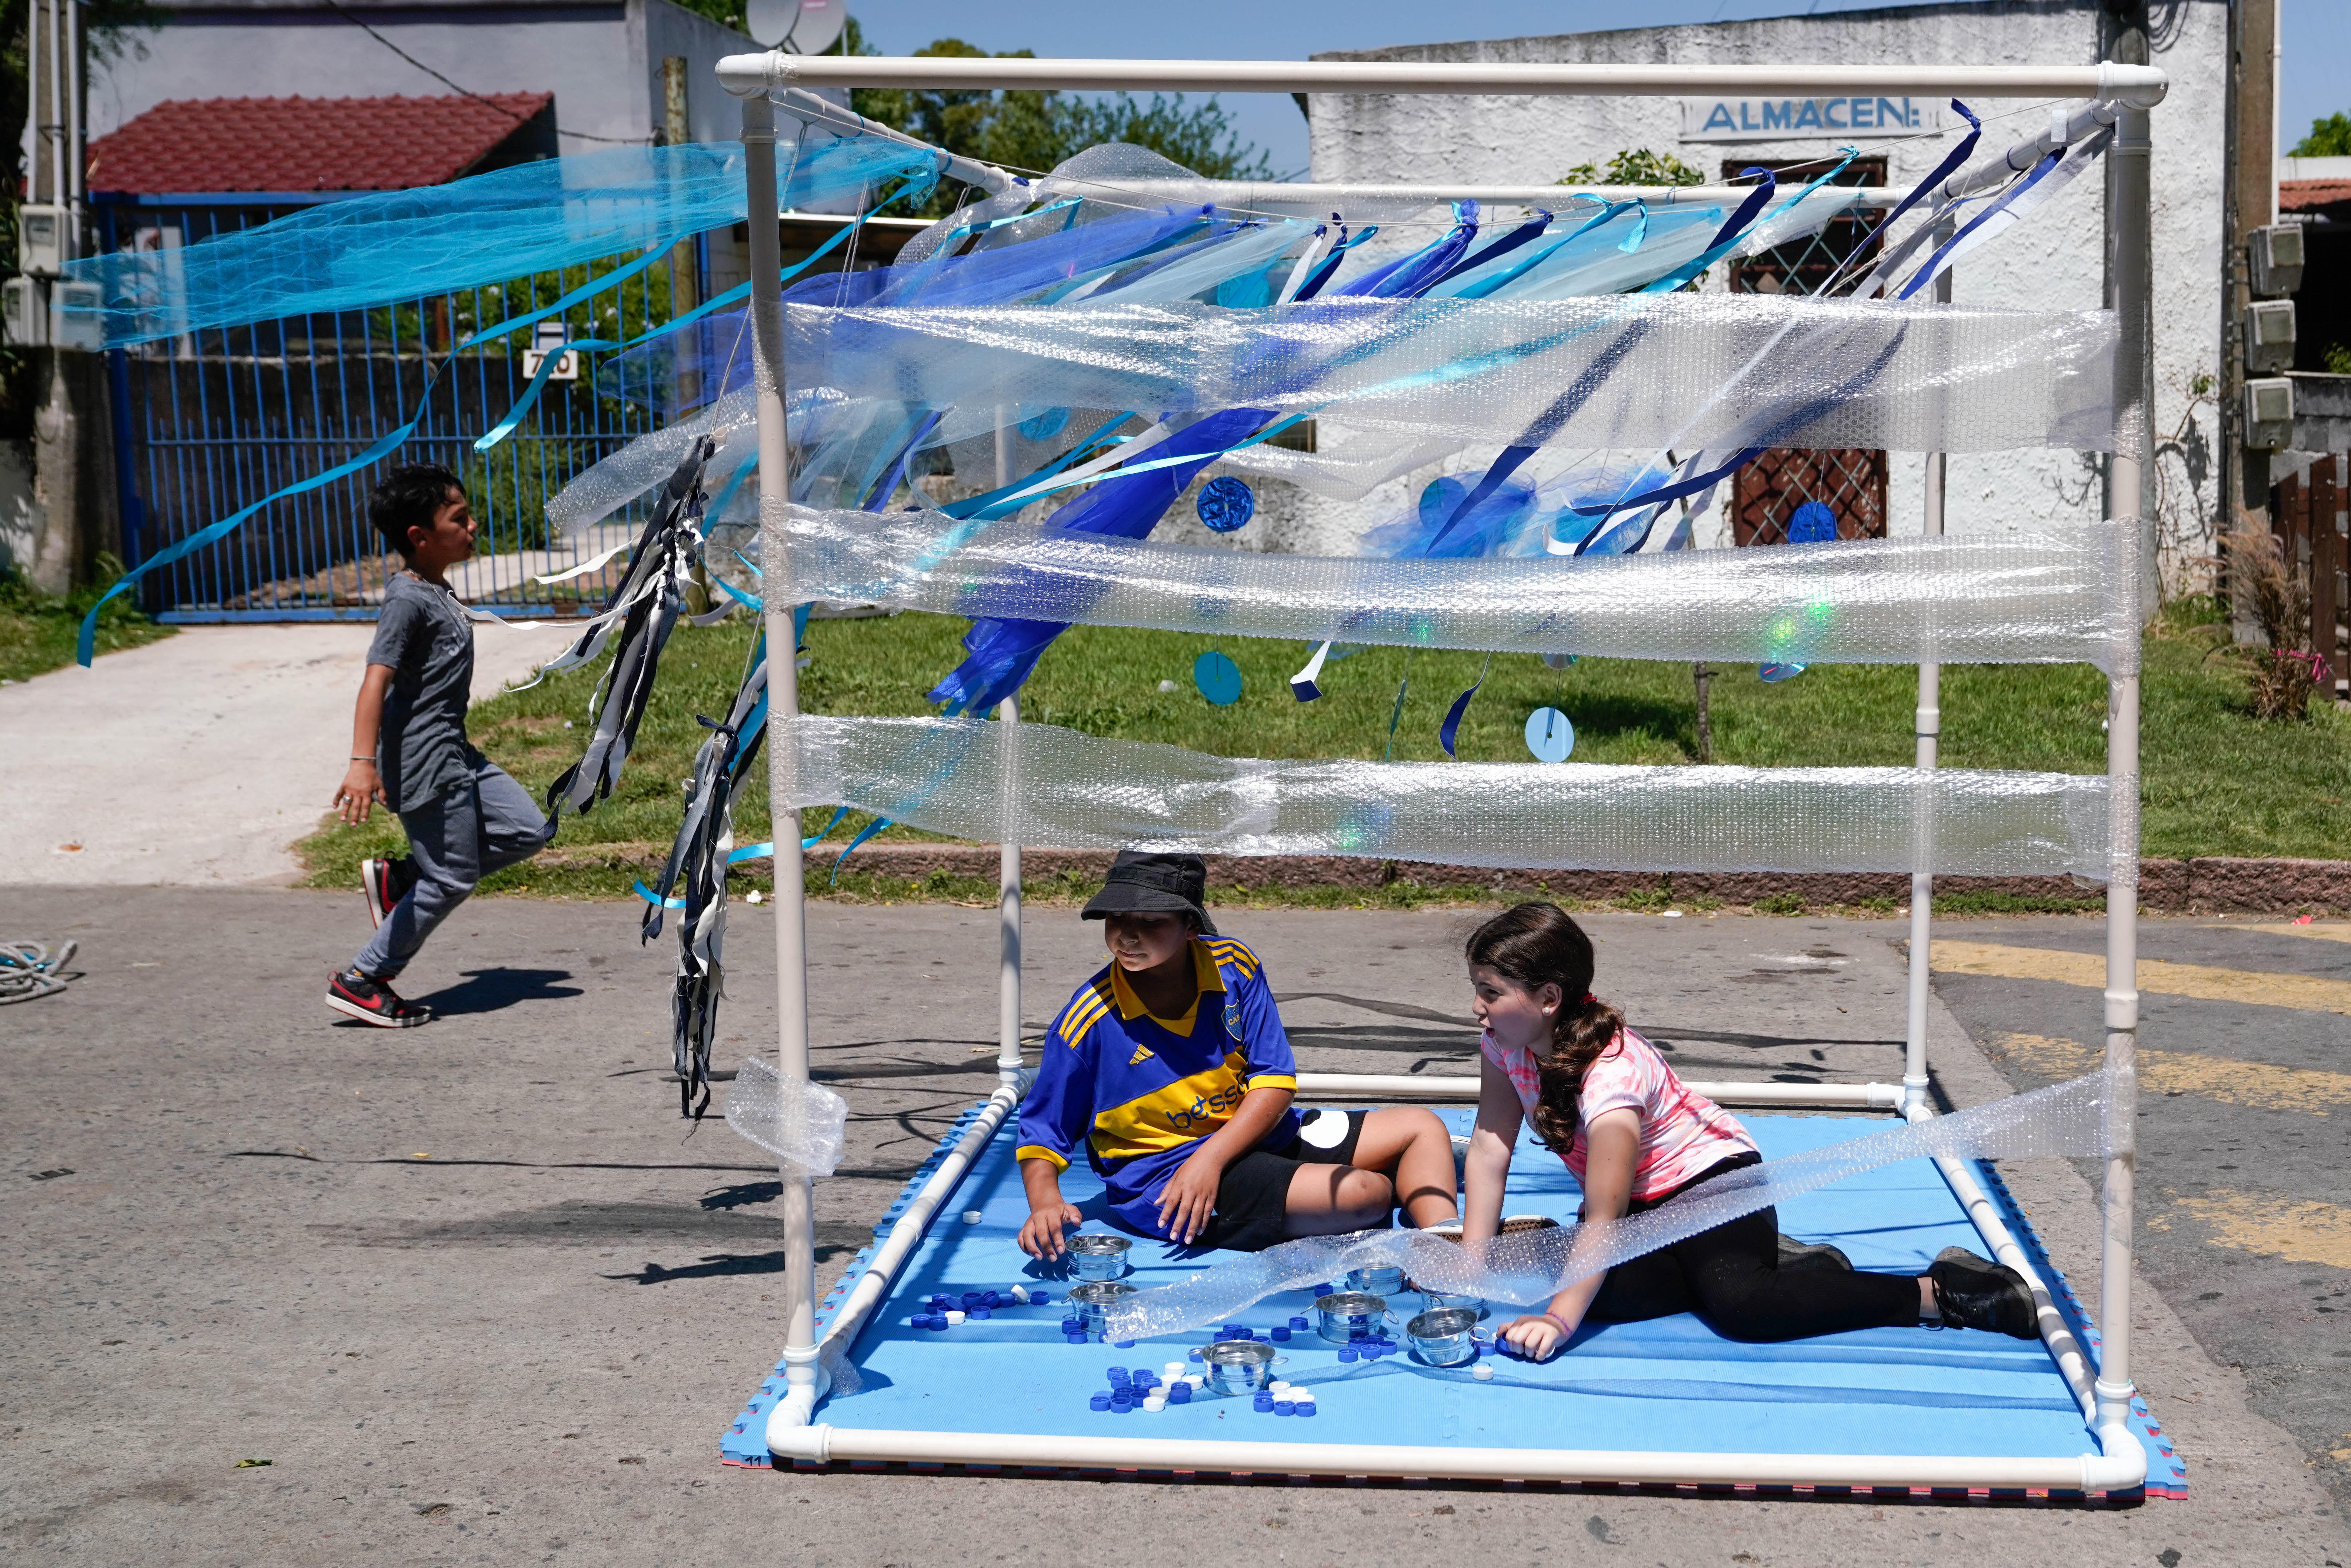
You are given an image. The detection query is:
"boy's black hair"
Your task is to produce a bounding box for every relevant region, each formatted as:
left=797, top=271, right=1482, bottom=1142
left=369, top=464, right=465, bottom=558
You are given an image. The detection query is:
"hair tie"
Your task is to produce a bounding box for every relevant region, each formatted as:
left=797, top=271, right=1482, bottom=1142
left=1582, top=992, right=1596, bottom=1005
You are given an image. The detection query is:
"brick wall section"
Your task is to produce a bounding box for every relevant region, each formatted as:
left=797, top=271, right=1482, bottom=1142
left=800, top=844, right=2351, bottom=914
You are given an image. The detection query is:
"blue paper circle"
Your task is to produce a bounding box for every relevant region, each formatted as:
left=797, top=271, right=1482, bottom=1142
left=1194, top=650, right=1243, bottom=706
left=1196, top=475, right=1256, bottom=533
left=1785, top=499, right=1838, bottom=544
left=1524, top=707, right=1574, bottom=762
left=1016, top=406, right=1069, bottom=442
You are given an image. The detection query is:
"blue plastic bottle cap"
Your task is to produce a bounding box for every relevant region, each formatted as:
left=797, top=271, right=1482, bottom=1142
left=1271, top=1326, right=1291, bottom=1341
left=1253, top=1393, right=1274, bottom=1412
left=1169, top=1384, right=1191, bottom=1404
left=1060, top=1318, right=1081, bottom=1335
left=1289, top=1316, right=1310, bottom=1330
left=1113, top=1339, right=1136, bottom=1349
left=961, top=1292, right=984, bottom=1309
left=1297, top=1402, right=1316, bottom=1417
left=1065, top=1332, right=1089, bottom=1345
left=1274, top=1400, right=1295, bottom=1416
left=981, top=1290, right=1001, bottom=1309
left=1089, top=1393, right=1111, bottom=1411
left=1188, top=1349, right=1204, bottom=1362
left=1111, top=1398, right=1133, bottom=1414
left=1107, top=1365, right=1128, bottom=1380
left=1031, top=1290, right=1052, bottom=1307
left=1338, top=1348, right=1357, bottom=1363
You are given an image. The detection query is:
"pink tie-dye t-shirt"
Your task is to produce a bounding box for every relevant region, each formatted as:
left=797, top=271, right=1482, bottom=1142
left=1481, top=1025, right=1756, bottom=1201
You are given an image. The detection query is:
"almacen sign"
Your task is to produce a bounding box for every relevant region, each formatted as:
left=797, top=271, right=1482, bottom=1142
left=1681, top=96, right=1946, bottom=142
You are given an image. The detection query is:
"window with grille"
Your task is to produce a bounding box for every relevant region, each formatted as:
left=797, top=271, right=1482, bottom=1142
left=1724, top=156, right=1890, bottom=545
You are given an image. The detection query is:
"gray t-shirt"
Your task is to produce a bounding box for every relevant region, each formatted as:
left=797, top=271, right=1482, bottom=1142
left=367, top=572, right=479, bottom=812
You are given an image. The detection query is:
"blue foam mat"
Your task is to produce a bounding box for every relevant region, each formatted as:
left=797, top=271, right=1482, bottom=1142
left=723, top=1105, right=2182, bottom=1496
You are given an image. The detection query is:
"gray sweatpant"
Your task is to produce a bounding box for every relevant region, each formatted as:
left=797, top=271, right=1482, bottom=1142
left=352, top=757, right=554, bottom=979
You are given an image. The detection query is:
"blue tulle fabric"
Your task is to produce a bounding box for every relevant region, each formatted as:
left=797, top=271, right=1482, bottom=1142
left=62, top=137, right=938, bottom=346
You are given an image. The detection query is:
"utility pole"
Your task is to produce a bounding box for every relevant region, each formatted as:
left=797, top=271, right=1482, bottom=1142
left=2222, top=0, right=2283, bottom=613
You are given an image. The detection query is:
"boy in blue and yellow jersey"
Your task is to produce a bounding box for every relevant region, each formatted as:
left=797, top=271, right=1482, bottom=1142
left=1015, top=851, right=1461, bottom=1257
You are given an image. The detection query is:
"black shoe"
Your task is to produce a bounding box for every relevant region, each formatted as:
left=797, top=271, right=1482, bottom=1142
left=359, top=857, right=414, bottom=929
left=1928, top=1246, right=2037, bottom=1338
left=326, top=969, right=432, bottom=1028
left=1776, top=1235, right=1853, bottom=1271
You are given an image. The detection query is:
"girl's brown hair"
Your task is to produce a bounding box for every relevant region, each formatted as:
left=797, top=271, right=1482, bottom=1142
left=1465, top=902, right=1625, bottom=1153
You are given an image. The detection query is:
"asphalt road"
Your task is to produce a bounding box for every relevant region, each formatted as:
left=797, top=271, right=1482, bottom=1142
left=2, top=888, right=2346, bottom=1567
left=1927, top=916, right=2351, bottom=1518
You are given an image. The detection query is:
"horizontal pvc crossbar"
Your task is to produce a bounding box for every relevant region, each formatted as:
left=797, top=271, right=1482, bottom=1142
left=1293, top=1073, right=1905, bottom=1109
left=774, top=512, right=2132, bottom=671
left=724, top=54, right=2170, bottom=108
left=1053, top=179, right=1896, bottom=210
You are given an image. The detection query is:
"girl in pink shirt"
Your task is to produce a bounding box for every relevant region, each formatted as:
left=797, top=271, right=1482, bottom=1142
left=1458, top=903, right=2039, bottom=1357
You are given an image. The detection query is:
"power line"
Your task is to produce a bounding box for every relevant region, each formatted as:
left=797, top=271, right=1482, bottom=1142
left=319, top=0, right=654, bottom=148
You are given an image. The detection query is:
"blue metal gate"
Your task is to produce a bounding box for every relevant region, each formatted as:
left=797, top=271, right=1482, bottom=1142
left=97, top=195, right=708, bottom=622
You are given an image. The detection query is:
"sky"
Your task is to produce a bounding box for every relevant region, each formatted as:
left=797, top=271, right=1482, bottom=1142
left=851, top=0, right=2351, bottom=177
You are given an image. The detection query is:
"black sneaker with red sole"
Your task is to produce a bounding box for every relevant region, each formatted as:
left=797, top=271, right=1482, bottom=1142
left=325, top=969, right=432, bottom=1028
left=360, top=857, right=415, bottom=929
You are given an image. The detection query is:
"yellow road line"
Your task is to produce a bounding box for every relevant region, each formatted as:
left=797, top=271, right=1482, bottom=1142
left=2147, top=1187, right=2351, bottom=1271
left=2239, top=921, right=2351, bottom=946
left=1930, top=940, right=2351, bottom=1016
left=1990, top=1032, right=2351, bottom=1117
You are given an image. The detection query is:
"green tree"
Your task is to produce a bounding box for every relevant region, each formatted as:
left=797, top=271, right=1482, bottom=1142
left=2291, top=111, right=2351, bottom=157
left=1558, top=148, right=1706, bottom=187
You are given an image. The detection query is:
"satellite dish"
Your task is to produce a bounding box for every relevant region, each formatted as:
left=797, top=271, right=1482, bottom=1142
left=785, top=0, right=846, bottom=54
left=743, top=0, right=799, bottom=47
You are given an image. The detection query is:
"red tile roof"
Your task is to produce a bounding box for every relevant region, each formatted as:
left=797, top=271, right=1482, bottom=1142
left=87, top=92, right=553, bottom=195
left=2283, top=178, right=2351, bottom=213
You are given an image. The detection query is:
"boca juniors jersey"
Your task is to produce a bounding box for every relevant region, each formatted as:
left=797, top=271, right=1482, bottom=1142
left=1016, top=936, right=1299, bottom=1239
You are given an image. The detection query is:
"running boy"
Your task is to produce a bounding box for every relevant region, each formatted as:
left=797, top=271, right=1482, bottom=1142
left=325, top=465, right=555, bottom=1027
left=1015, top=851, right=1459, bottom=1257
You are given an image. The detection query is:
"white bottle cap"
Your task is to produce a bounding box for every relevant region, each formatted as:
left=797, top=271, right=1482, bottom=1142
left=1472, top=1363, right=1494, bottom=1380
left=1163, top=1361, right=1186, bottom=1376
left=1010, top=1284, right=1031, bottom=1304
left=1269, top=1381, right=1290, bottom=1393
left=961, top=1211, right=983, bottom=1224
left=944, top=1309, right=966, bottom=1325
left=1143, top=1396, right=1166, bottom=1412
left=1186, top=1373, right=1206, bottom=1388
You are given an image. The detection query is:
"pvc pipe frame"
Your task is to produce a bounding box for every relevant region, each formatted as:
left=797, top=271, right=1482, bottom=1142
left=744, top=58, right=2154, bottom=1494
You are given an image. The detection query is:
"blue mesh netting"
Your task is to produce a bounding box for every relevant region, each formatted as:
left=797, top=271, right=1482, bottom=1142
left=60, top=136, right=939, bottom=346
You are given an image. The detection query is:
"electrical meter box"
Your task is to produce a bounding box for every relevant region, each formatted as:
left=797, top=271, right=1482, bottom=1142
left=48, top=279, right=104, bottom=351
left=17, top=204, right=66, bottom=275
left=2248, top=224, right=2305, bottom=299
left=3, top=276, right=47, bottom=347
left=2245, top=376, right=2295, bottom=452
left=2244, top=298, right=2297, bottom=376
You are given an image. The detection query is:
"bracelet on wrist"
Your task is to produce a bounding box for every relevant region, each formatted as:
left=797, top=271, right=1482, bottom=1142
left=350, top=755, right=376, bottom=762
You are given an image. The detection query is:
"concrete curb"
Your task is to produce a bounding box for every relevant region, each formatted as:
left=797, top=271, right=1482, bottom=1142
left=806, top=843, right=2351, bottom=914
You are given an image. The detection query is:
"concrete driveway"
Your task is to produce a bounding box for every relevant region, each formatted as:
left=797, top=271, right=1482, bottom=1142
left=0, top=621, right=583, bottom=887
left=3, top=891, right=2344, bottom=1566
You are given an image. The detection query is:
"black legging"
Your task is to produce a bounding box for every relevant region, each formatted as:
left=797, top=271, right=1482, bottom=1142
left=1584, top=1152, right=1921, bottom=1342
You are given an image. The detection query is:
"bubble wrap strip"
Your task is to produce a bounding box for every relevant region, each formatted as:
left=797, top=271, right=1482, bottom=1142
left=724, top=1057, right=850, bottom=1177
left=784, top=293, right=2119, bottom=455
left=769, top=508, right=2133, bottom=671
left=773, top=715, right=2111, bottom=878
left=1105, top=1070, right=2110, bottom=1342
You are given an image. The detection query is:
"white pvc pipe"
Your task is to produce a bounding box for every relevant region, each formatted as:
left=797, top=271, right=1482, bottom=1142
left=1904, top=243, right=1954, bottom=1118
left=767, top=1423, right=2144, bottom=1492
left=1292, top=1072, right=1903, bottom=1109
left=770, top=85, right=1012, bottom=194
left=1938, top=101, right=2118, bottom=203
left=722, top=54, right=2169, bottom=107
left=748, top=93, right=827, bottom=1436
left=2096, top=99, right=2150, bottom=1443
left=1066, top=179, right=1895, bottom=210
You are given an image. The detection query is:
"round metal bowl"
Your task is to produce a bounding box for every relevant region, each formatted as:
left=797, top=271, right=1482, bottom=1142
left=1201, top=1338, right=1282, bottom=1396
left=1314, top=1290, right=1388, bottom=1344
left=1415, top=1289, right=1488, bottom=1321
left=1342, top=1264, right=1406, bottom=1297
left=1405, top=1306, right=1485, bottom=1367
left=1065, top=1233, right=1132, bottom=1281
left=1066, top=1280, right=1136, bottom=1334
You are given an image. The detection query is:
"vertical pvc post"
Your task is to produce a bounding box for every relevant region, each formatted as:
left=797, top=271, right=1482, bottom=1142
left=1902, top=243, right=1952, bottom=1116
left=745, top=91, right=824, bottom=1421
left=2096, top=99, right=2151, bottom=1434
left=994, top=412, right=1024, bottom=1089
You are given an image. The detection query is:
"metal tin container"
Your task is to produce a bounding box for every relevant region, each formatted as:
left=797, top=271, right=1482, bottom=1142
left=1201, top=1338, right=1282, bottom=1396
left=1342, top=1265, right=1406, bottom=1297
left=1066, top=1233, right=1132, bottom=1281
left=1405, top=1306, right=1485, bottom=1367
left=1067, top=1281, right=1136, bottom=1334
left=1415, top=1289, right=1488, bottom=1321
left=1314, top=1290, right=1388, bottom=1344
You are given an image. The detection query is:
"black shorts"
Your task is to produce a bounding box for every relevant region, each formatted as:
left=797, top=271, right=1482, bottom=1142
left=1192, top=1108, right=1372, bottom=1254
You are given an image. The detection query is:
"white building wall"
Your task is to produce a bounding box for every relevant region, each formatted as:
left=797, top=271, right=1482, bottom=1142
left=1262, top=0, right=2224, bottom=589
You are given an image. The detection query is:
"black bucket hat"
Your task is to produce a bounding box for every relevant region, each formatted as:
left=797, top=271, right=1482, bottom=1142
left=1080, top=850, right=1217, bottom=936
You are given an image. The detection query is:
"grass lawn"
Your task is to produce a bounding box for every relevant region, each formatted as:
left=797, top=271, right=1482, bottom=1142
left=0, top=564, right=174, bottom=683
left=296, top=602, right=2351, bottom=909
